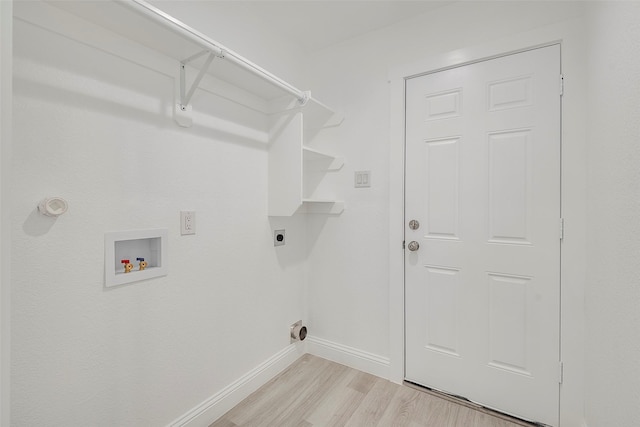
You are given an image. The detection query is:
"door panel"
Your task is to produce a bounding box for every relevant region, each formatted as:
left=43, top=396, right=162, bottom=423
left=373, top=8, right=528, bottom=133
left=424, top=137, right=460, bottom=239
left=405, top=45, right=561, bottom=426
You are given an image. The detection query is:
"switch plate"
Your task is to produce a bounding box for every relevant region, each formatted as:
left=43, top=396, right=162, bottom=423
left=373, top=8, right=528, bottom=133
left=354, top=171, right=371, bottom=188
left=180, top=211, right=195, bottom=235
left=274, top=229, right=285, bottom=246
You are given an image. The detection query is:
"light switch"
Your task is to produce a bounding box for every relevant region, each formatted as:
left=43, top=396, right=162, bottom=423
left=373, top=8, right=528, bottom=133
left=355, top=171, right=371, bottom=188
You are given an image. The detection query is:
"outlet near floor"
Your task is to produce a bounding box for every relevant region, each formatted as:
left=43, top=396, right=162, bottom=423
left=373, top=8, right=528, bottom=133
left=274, top=229, right=285, bottom=246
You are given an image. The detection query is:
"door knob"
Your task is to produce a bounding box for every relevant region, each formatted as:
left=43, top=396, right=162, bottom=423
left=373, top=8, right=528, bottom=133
left=407, top=241, right=420, bottom=251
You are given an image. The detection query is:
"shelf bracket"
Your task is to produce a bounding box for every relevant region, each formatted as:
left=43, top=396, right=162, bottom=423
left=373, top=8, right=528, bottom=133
left=174, top=49, right=221, bottom=127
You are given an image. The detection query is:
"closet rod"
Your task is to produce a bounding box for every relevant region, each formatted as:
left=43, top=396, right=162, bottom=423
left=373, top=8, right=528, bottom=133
left=118, top=0, right=310, bottom=105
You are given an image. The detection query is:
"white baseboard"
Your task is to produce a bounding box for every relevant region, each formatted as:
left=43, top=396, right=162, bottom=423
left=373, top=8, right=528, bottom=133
left=168, top=338, right=390, bottom=426
left=306, top=335, right=391, bottom=379
left=168, top=344, right=305, bottom=427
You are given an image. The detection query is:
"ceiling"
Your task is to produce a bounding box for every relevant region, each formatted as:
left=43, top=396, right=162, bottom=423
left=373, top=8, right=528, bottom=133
left=157, top=1, right=451, bottom=53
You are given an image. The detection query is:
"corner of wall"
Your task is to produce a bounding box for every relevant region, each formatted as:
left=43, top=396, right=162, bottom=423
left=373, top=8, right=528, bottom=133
left=11, top=3, right=309, bottom=424
left=0, top=1, right=12, bottom=425
left=306, top=335, right=391, bottom=380
left=169, top=344, right=305, bottom=427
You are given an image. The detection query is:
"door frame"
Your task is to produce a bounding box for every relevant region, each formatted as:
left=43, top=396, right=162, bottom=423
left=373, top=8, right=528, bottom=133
left=388, top=19, right=588, bottom=427
left=403, top=44, right=562, bottom=425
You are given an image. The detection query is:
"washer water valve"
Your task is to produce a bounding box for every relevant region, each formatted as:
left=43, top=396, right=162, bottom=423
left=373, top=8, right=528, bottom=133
left=121, top=259, right=133, bottom=273
left=136, top=257, right=148, bottom=271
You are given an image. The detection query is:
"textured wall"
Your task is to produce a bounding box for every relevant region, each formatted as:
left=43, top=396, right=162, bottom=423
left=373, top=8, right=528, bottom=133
left=585, top=3, right=640, bottom=426
left=11, top=4, right=306, bottom=426
left=148, top=0, right=304, bottom=90
left=302, top=0, right=586, bottom=366
left=14, top=1, right=640, bottom=426
left=1, top=1, right=12, bottom=425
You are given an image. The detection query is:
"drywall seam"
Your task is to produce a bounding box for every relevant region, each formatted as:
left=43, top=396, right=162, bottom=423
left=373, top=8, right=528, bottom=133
left=306, top=335, right=391, bottom=379
left=168, top=343, right=305, bottom=427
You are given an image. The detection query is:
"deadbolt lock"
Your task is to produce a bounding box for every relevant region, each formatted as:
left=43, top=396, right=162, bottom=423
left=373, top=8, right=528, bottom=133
left=409, top=220, right=420, bottom=230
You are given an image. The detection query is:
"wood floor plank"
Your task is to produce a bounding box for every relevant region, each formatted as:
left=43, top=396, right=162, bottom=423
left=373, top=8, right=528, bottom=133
left=347, top=370, right=378, bottom=394
left=449, top=404, right=479, bottom=426
left=303, top=368, right=359, bottom=426
left=375, top=385, right=422, bottom=427
left=344, top=377, right=398, bottom=427
left=217, top=362, right=301, bottom=424
left=323, top=387, right=367, bottom=427
left=210, top=354, right=535, bottom=427
left=405, top=392, right=447, bottom=426
left=226, top=355, right=331, bottom=426
left=269, top=360, right=352, bottom=426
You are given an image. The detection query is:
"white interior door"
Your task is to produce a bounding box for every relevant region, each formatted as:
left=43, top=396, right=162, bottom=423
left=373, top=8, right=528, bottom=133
left=404, top=45, right=561, bottom=426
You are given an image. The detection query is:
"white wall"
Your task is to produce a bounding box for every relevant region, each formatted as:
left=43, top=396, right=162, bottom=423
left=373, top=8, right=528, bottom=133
left=302, top=1, right=588, bottom=425
left=11, top=2, right=306, bottom=426
left=11, top=1, right=640, bottom=426
left=1, top=1, right=13, bottom=425
left=585, top=3, right=640, bottom=426
left=302, top=0, right=585, bottom=359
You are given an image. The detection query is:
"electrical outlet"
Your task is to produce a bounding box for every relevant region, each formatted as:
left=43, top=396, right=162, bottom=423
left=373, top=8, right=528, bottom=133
left=274, top=229, right=285, bottom=246
left=181, top=211, right=195, bottom=235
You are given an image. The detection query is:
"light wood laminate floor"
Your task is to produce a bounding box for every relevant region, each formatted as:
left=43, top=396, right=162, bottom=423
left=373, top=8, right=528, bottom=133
left=210, top=354, right=535, bottom=427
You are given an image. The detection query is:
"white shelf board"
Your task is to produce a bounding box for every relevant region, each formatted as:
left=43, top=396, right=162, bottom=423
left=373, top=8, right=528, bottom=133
left=301, top=199, right=345, bottom=214
left=303, top=147, right=344, bottom=169
left=304, top=97, right=344, bottom=131
left=302, top=198, right=342, bottom=203
left=46, top=0, right=304, bottom=102
left=303, top=147, right=335, bottom=160
left=114, top=265, right=162, bottom=277
left=267, top=95, right=343, bottom=129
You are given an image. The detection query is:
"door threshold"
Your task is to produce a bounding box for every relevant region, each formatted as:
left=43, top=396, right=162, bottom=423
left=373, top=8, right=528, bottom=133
left=403, top=380, right=547, bottom=427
